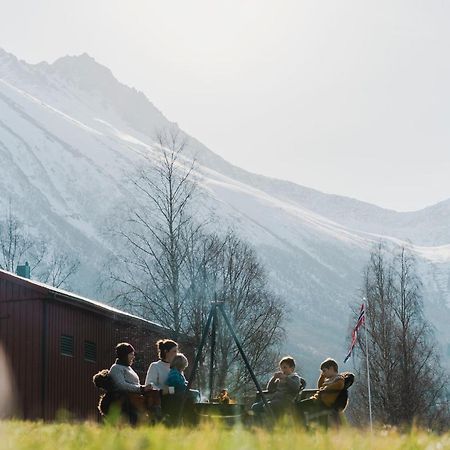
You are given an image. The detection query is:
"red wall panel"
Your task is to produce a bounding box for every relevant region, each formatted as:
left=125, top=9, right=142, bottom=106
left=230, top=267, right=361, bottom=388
left=0, top=270, right=192, bottom=420
left=0, top=277, right=45, bottom=419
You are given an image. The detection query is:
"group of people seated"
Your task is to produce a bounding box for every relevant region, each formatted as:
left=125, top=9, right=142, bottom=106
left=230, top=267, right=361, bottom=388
left=96, top=338, right=198, bottom=424
left=96, top=338, right=350, bottom=425
left=251, top=356, right=348, bottom=424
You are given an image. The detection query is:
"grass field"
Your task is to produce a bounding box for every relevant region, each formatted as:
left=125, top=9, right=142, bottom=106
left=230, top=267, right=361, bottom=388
left=0, top=420, right=449, bottom=450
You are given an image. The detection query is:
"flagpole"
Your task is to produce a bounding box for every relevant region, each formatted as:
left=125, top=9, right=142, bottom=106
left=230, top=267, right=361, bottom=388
left=363, top=301, right=373, bottom=431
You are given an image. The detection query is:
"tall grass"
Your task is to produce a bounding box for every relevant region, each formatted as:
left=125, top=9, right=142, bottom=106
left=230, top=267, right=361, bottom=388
left=0, top=420, right=448, bottom=450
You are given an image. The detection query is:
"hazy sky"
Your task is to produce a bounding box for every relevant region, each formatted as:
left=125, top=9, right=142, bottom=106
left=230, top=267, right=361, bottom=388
left=1, top=0, right=449, bottom=211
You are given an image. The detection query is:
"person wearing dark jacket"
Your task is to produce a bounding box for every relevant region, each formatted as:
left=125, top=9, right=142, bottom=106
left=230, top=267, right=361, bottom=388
left=252, top=356, right=304, bottom=416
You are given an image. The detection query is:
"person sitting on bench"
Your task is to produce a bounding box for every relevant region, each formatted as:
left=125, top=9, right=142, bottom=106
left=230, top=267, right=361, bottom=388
left=167, top=353, right=200, bottom=402
left=295, top=357, right=344, bottom=422
left=251, top=356, right=303, bottom=416
left=145, top=339, right=178, bottom=392
left=109, top=343, right=146, bottom=395
left=108, top=342, right=153, bottom=424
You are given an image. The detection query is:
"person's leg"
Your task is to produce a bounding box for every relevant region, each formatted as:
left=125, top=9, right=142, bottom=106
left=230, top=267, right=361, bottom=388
left=295, top=398, right=324, bottom=425
left=268, top=399, right=286, bottom=418
left=144, top=390, right=162, bottom=423
left=180, top=391, right=199, bottom=426
left=122, top=394, right=140, bottom=426
left=160, top=394, right=178, bottom=426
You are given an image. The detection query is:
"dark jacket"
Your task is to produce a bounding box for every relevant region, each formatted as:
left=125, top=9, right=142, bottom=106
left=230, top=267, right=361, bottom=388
left=267, top=372, right=303, bottom=403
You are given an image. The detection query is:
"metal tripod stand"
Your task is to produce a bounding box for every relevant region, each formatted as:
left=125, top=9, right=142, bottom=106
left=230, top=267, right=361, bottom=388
left=178, top=300, right=271, bottom=421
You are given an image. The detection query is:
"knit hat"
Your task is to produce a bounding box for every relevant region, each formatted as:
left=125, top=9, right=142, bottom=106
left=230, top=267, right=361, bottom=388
left=116, top=342, right=135, bottom=361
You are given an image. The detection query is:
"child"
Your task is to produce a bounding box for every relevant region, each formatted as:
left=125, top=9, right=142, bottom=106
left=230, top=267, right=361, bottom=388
left=167, top=353, right=189, bottom=393
left=295, top=357, right=344, bottom=420
left=251, top=356, right=304, bottom=416
left=218, top=389, right=230, bottom=404
left=213, top=388, right=231, bottom=404
left=166, top=353, right=200, bottom=402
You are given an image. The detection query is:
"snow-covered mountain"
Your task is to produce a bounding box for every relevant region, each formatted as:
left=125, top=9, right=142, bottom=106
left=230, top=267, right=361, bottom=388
left=1, top=48, right=449, bottom=380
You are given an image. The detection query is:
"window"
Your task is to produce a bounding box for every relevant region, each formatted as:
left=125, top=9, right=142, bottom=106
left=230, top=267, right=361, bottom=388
left=60, top=335, right=74, bottom=357
left=84, top=341, right=97, bottom=362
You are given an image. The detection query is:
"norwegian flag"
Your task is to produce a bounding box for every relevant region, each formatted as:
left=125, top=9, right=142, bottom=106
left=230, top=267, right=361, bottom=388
left=344, top=303, right=366, bottom=363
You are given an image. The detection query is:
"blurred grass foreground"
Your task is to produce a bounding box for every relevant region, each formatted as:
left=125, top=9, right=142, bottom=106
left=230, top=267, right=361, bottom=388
left=1, top=421, right=449, bottom=450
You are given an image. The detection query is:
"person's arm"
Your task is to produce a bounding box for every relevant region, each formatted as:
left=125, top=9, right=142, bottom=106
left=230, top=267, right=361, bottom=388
left=310, top=374, right=326, bottom=400
left=318, top=376, right=344, bottom=394
left=167, top=370, right=186, bottom=391
left=266, top=374, right=279, bottom=392
left=317, top=373, right=325, bottom=389
left=109, top=365, right=141, bottom=394
left=145, top=362, right=163, bottom=389
left=316, top=375, right=345, bottom=407
left=284, top=374, right=302, bottom=394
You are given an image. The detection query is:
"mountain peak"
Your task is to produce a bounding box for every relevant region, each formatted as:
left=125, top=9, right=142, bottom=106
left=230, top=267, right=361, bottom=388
left=54, top=52, right=99, bottom=67
left=51, top=53, right=115, bottom=86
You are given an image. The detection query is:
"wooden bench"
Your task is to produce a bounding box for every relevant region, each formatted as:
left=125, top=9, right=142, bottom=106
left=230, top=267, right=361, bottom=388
left=295, top=372, right=354, bottom=427
left=92, top=369, right=161, bottom=425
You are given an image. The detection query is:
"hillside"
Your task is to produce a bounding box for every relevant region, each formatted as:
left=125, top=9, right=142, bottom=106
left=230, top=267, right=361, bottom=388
left=1, top=47, right=449, bottom=381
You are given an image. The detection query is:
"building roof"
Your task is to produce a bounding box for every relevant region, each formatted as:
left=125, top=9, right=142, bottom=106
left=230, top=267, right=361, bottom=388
left=0, top=268, right=165, bottom=330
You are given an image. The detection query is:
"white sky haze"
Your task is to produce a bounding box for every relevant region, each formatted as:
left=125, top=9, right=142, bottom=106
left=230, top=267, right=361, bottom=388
left=1, top=0, right=449, bottom=211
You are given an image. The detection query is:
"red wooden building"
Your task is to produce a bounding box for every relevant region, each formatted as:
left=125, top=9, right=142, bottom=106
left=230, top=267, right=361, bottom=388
left=0, top=268, right=185, bottom=421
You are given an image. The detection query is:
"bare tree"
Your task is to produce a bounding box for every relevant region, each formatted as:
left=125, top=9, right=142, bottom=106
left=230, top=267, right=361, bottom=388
left=111, top=126, right=198, bottom=338
left=213, top=232, right=285, bottom=393
left=180, top=229, right=285, bottom=396
left=0, top=205, right=34, bottom=272
left=182, top=229, right=224, bottom=343
left=391, top=247, right=448, bottom=426
left=0, top=206, right=80, bottom=289
left=36, top=250, right=81, bottom=289
left=350, top=243, right=449, bottom=428
left=110, top=127, right=286, bottom=395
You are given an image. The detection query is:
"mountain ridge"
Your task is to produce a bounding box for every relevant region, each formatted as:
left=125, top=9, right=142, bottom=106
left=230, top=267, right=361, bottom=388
left=1, top=47, right=449, bottom=380
left=2, top=46, right=449, bottom=215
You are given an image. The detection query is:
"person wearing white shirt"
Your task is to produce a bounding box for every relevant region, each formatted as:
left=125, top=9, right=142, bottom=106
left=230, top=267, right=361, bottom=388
left=145, top=339, right=178, bottom=392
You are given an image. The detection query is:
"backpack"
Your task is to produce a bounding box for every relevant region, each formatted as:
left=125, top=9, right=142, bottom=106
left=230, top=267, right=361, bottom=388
left=333, top=372, right=354, bottom=412
left=93, top=369, right=113, bottom=391
left=93, top=369, right=115, bottom=415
